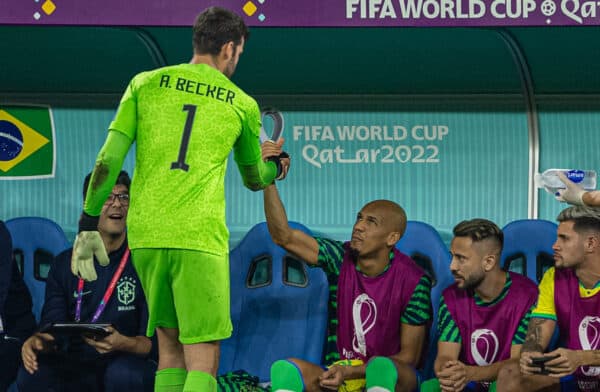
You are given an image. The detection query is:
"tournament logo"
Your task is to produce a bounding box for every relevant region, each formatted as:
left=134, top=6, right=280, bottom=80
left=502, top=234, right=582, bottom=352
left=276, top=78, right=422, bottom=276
left=0, top=106, right=55, bottom=179
left=471, top=329, right=499, bottom=365
left=352, top=293, right=377, bottom=357
left=579, top=316, right=600, bottom=376
left=260, top=108, right=284, bottom=143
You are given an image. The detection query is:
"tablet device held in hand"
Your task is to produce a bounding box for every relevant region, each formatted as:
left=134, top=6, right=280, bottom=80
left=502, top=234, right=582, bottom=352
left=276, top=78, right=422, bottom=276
left=40, top=322, right=111, bottom=339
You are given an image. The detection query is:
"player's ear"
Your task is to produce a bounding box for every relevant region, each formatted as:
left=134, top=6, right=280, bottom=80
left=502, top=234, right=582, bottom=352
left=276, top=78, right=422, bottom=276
left=386, top=231, right=401, bottom=247
left=482, top=253, right=498, bottom=271
left=220, top=41, right=235, bottom=60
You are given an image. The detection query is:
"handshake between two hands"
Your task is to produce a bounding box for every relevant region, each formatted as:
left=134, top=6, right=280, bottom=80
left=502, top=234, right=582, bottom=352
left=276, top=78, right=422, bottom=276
left=261, top=138, right=290, bottom=181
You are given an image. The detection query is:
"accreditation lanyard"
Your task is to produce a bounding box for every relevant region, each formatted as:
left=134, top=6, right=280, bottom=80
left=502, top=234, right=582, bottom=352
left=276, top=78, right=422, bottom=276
left=75, top=248, right=130, bottom=323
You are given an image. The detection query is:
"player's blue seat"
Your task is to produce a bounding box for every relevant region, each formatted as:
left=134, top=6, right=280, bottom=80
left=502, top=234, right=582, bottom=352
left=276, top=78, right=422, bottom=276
left=395, top=220, right=454, bottom=380
left=5, top=217, right=70, bottom=322
left=218, top=221, right=329, bottom=382
left=501, top=219, right=557, bottom=283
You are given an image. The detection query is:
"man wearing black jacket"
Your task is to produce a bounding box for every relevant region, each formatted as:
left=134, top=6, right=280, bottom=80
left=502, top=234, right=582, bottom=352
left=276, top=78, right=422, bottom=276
left=0, top=220, right=36, bottom=390
left=17, top=171, right=156, bottom=392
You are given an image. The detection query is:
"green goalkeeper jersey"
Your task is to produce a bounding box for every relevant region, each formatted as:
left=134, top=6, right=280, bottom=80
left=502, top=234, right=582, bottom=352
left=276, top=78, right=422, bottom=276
left=108, top=63, right=276, bottom=254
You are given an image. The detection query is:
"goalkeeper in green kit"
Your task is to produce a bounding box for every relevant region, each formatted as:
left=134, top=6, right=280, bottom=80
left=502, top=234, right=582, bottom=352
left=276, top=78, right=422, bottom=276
left=71, top=7, right=289, bottom=392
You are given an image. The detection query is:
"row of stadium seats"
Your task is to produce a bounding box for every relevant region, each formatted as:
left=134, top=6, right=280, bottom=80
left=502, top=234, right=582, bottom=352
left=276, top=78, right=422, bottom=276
left=4, top=217, right=557, bottom=383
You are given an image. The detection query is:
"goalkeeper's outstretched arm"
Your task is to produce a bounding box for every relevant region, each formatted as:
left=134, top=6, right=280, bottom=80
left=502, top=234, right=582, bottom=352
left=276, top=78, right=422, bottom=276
left=73, top=130, right=133, bottom=281
left=83, top=130, right=133, bottom=216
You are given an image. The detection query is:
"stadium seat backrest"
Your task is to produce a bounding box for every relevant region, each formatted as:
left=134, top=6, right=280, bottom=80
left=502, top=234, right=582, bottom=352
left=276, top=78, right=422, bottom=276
left=218, top=221, right=329, bottom=382
left=5, top=217, right=70, bottom=322
left=501, top=219, right=557, bottom=282
left=395, top=220, right=454, bottom=380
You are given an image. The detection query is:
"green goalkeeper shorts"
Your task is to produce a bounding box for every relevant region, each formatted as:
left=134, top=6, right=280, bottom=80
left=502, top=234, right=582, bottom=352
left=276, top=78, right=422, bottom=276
left=131, top=248, right=232, bottom=344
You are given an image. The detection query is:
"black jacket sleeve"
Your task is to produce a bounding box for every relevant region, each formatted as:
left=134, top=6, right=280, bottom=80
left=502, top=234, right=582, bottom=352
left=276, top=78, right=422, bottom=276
left=0, top=221, right=12, bottom=333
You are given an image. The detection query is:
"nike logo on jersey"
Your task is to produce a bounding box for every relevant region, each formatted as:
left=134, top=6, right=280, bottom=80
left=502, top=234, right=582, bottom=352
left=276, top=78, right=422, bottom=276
left=73, top=290, right=93, bottom=298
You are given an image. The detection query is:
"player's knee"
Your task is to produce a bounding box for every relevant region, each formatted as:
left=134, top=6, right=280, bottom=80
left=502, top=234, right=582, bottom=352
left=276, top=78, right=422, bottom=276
left=366, top=356, right=412, bottom=392
left=495, top=362, right=521, bottom=392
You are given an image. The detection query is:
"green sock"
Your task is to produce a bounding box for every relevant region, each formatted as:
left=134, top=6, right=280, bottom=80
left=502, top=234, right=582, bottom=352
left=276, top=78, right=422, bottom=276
left=155, top=368, right=187, bottom=392
left=270, top=359, right=305, bottom=392
left=183, top=370, right=217, bottom=392
left=365, top=357, right=398, bottom=392
left=419, top=378, right=441, bottom=392
left=489, top=381, right=497, bottom=392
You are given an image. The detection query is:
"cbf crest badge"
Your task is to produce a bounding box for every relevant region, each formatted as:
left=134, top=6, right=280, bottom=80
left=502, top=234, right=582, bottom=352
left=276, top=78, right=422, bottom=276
left=117, top=276, right=136, bottom=306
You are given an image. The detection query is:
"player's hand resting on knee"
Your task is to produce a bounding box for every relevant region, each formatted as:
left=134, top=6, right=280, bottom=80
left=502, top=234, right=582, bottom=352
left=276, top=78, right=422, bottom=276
left=21, top=333, right=56, bottom=374
left=319, top=365, right=347, bottom=390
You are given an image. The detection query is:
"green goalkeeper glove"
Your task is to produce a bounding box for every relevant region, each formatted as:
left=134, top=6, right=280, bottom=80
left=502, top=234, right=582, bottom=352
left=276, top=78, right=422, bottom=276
left=71, top=213, right=109, bottom=281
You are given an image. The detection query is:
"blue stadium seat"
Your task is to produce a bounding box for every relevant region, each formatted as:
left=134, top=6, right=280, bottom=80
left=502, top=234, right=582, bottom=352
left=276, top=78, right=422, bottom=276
left=501, top=219, right=561, bottom=350
left=395, top=221, right=454, bottom=380
left=5, top=217, right=70, bottom=322
left=218, top=222, right=329, bottom=382
left=501, top=219, right=557, bottom=283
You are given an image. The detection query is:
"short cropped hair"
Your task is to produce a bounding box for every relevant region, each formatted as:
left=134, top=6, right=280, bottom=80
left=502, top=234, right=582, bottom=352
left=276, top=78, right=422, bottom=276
left=192, top=7, right=249, bottom=55
left=83, top=170, right=131, bottom=200
left=557, top=206, right=600, bottom=235
left=453, top=218, right=504, bottom=250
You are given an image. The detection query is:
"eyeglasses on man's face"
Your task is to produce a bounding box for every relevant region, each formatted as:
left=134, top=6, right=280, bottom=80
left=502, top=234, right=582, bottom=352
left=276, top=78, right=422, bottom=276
left=104, top=193, right=130, bottom=206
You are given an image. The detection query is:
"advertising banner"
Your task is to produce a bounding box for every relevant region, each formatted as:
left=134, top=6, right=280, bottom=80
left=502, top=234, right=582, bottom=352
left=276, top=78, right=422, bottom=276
left=2, top=0, right=599, bottom=27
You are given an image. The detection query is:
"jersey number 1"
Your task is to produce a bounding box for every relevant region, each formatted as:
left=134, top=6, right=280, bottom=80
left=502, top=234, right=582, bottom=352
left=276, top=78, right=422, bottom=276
left=171, top=104, right=196, bottom=172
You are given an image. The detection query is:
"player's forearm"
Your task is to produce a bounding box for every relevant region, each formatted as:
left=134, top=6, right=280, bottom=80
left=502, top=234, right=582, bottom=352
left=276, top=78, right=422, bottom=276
left=236, top=160, right=278, bottom=191
left=233, top=118, right=279, bottom=190
left=522, top=318, right=552, bottom=353
left=464, top=358, right=517, bottom=382
left=263, top=184, right=293, bottom=246
left=578, top=350, right=600, bottom=367
left=83, top=131, right=131, bottom=216
left=434, top=355, right=456, bottom=376
left=120, top=335, right=152, bottom=356
left=341, top=363, right=366, bottom=380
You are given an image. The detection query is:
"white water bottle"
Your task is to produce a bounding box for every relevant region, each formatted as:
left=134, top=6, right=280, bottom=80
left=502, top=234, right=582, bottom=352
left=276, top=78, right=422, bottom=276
left=535, top=169, right=597, bottom=194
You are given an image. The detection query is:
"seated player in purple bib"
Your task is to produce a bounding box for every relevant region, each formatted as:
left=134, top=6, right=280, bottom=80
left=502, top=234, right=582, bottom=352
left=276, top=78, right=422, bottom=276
left=420, top=219, right=538, bottom=392
left=263, top=183, right=432, bottom=392
left=496, top=206, right=600, bottom=392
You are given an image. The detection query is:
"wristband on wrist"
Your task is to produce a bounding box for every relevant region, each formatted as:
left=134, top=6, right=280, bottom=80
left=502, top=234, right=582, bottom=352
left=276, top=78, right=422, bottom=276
left=78, top=212, right=99, bottom=232
left=267, top=151, right=289, bottom=179
left=267, top=156, right=283, bottom=178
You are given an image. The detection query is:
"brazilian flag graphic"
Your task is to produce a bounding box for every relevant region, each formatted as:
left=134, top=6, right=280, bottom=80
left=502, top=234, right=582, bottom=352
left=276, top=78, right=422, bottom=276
left=0, top=106, right=54, bottom=179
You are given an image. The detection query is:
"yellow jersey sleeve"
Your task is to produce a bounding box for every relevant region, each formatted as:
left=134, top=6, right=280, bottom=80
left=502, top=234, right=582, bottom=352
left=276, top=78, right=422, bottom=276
left=532, top=267, right=556, bottom=320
